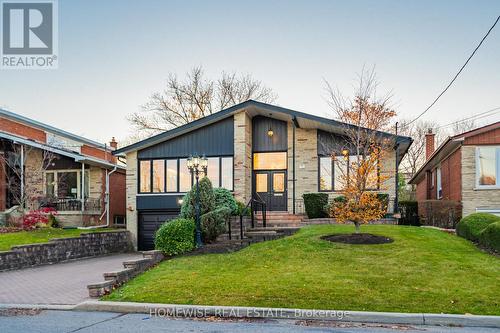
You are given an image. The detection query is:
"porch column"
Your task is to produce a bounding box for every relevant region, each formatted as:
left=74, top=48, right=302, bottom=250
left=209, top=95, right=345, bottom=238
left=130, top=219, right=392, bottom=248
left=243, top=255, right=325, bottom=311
left=81, top=163, right=85, bottom=212
left=20, top=144, right=24, bottom=209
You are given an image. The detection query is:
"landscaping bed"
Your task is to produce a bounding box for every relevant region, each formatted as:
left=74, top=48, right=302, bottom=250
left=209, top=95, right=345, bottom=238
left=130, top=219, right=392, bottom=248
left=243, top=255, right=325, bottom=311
left=321, top=233, right=393, bottom=244
left=104, top=225, right=500, bottom=315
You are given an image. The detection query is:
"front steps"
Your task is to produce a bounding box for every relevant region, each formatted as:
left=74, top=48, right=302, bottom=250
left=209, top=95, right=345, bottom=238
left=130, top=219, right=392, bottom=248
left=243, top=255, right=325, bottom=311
left=255, top=211, right=305, bottom=227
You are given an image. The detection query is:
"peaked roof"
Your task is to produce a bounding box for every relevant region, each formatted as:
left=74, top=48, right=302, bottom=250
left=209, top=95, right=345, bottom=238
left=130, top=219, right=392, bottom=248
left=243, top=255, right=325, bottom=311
left=0, top=107, right=107, bottom=149
left=409, top=121, right=500, bottom=184
left=114, top=100, right=412, bottom=161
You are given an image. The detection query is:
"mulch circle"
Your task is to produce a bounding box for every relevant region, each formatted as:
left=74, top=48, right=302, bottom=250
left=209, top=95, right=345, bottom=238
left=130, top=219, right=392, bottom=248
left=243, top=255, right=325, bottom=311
left=321, top=233, right=394, bottom=245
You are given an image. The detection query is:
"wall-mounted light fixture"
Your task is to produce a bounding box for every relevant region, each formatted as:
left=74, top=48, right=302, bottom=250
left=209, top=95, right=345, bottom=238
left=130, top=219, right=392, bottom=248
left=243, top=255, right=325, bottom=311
left=267, top=127, right=274, bottom=137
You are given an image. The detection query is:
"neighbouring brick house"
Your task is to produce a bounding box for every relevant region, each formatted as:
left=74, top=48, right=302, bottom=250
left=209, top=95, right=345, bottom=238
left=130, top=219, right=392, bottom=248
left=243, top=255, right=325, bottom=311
left=409, top=121, right=500, bottom=221
left=0, top=108, right=126, bottom=227
left=113, top=100, right=412, bottom=250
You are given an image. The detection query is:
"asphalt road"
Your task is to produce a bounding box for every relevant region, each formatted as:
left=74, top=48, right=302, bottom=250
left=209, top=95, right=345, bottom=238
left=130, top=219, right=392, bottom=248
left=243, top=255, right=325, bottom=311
left=0, top=309, right=498, bottom=333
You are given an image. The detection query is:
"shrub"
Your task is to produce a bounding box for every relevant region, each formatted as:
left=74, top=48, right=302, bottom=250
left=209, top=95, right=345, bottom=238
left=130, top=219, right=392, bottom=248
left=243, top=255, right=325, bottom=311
left=419, top=200, right=462, bottom=229
left=22, top=207, right=58, bottom=230
left=398, top=201, right=420, bottom=226
left=333, top=196, right=346, bottom=203
left=201, top=206, right=231, bottom=242
left=456, top=213, right=500, bottom=242
left=235, top=200, right=250, bottom=216
left=213, top=187, right=238, bottom=215
left=154, top=218, right=195, bottom=256
left=479, top=221, right=500, bottom=252
left=303, top=193, right=329, bottom=219
left=179, top=177, right=215, bottom=219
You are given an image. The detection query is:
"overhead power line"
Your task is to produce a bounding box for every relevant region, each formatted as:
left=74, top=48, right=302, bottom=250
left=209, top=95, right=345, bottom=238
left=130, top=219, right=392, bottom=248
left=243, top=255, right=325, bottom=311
left=404, top=15, right=500, bottom=127
left=436, top=106, right=500, bottom=129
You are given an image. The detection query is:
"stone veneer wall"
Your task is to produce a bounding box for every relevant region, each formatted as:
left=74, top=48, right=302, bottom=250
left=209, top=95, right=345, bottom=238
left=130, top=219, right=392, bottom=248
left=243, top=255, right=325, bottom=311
left=0, top=230, right=133, bottom=271
left=233, top=112, right=252, bottom=204
left=288, top=126, right=318, bottom=214
left=461, top=145, right=500, bottom=217
left=126, top=151, right=138, bottom=249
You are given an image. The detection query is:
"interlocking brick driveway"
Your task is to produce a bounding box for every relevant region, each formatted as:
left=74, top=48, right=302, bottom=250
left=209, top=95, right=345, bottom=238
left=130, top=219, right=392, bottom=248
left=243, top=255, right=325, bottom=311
left=0, top=253, right=143, bottom=305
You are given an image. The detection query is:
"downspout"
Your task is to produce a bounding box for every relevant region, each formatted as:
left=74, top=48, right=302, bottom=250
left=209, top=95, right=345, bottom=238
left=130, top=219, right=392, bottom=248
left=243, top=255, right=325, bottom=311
left=292, top=119, right=296, bottom=214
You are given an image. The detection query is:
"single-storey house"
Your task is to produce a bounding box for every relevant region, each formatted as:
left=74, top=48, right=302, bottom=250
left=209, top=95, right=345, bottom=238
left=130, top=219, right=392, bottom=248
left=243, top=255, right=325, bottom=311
left=409, top=121, right=500, bottom=218
left=114, top=100, right=412, bottom=250
left=0, top=108, right=126, bottom=227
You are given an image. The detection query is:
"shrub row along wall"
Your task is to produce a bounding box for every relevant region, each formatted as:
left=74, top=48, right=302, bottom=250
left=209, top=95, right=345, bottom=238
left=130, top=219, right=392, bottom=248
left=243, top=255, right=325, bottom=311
left=418, top=200, right=462, bottom=229
left=0, top=231, right=133, bottom=271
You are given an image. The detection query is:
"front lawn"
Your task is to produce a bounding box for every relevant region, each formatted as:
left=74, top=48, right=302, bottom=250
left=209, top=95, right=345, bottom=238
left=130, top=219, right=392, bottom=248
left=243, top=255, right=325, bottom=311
left=0, top=228, right=115, bottom=251
left=104, top=225, right=500, bottom=315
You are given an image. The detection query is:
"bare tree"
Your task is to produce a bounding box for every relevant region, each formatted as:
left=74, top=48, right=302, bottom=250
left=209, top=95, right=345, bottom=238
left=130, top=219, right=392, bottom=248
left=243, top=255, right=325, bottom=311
left=0, top=142, right=57, bottom=211
left=325, top=68, right=396, bottom=233
left=449, top=118, right=476, bottom=136
left=129, top=66, right=277, bottom=134
left=398, top=119, right=441, bottom=177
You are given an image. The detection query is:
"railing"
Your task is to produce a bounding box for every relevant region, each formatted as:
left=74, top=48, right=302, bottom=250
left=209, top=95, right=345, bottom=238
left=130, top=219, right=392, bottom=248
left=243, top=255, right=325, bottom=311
left=39, top=197, right=102, bottom=212
left=229, top=195, right=267, bottom=241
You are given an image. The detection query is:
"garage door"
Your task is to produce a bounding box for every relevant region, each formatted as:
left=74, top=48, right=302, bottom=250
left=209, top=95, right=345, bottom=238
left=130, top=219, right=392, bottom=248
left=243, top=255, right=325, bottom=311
left=138, top=211, right=179, bottom=251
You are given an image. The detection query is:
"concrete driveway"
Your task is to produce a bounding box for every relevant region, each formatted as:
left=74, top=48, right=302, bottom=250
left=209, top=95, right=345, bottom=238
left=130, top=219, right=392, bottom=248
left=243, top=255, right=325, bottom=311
left=0, top=253, right=143, bottom=305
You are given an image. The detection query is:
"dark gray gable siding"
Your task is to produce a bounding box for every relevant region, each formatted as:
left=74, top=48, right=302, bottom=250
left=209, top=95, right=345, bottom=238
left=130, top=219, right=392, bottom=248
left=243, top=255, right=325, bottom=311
left=138, top=116, right=234, bottom=159
left=317, top=130, right=355, bottom=156
left=252, top=116, right=287, bottom=152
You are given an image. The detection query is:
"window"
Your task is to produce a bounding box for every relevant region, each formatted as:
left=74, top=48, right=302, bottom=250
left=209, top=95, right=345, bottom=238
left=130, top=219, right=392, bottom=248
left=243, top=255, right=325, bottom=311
left=179, top=158, right=191, bottom=192
left=256, top=174, right=268, bottom=192
left=273, top=173, right=285, bottom=192
left=45, top=170, right=89, bottom=199
left=166, top=159, right=178, bottom=192
left=221, top=157, right=233, bottom=190
left=476, top=147, right=500, bottom=188
left=206, top=157, right=220, bottom=187
left=139, top=156, right=234, bottom=193
left=139, top=160, right=151, bottom=193
left=253, top=152, right=287, bottom=170
left=152, top=160, right=165, bottom=192
left=319, top=156, right=332, bottom=191
left=319, top=154, right=379, bottom=191
left=436, top=167, right=442, bottom=199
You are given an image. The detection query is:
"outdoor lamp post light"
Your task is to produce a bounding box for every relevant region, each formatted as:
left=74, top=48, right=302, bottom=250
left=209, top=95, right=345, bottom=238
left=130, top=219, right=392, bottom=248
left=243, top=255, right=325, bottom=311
left=187, top=155, right=208, bottom=248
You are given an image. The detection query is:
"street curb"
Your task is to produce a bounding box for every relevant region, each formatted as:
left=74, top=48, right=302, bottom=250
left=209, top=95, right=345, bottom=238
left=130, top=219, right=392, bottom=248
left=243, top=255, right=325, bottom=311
left=72, top=300, right=500, bottom=328
left=0, top=303, right=76, bottom=311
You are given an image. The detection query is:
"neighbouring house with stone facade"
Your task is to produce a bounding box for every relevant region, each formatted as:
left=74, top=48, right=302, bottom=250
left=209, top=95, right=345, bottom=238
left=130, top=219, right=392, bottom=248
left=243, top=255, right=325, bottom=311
left=409, top=121, right=500, bottom=220
left=0, top=108, right=126, bottom=227
left=114, top=100, right=411, bottom=250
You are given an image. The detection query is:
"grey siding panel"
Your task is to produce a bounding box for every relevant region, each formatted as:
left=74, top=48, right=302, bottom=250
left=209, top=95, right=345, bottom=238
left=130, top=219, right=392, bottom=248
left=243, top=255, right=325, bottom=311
left=317, top=130, right=353, bottom=156
left=252, top=116, right=287, bottom=152
left=138, top=117, right=234, bottom=159
left=137, top=195, right=183, bottom=210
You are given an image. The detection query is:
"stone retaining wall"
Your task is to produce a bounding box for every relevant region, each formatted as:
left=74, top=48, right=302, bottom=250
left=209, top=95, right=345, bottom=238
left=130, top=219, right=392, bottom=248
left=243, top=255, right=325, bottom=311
left=0, top=230, right=133, bottom=271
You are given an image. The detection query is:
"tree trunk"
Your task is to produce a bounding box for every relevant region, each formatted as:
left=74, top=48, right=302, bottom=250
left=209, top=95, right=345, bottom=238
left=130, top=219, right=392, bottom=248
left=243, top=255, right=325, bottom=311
left=354, top=221, right=361, bottom=234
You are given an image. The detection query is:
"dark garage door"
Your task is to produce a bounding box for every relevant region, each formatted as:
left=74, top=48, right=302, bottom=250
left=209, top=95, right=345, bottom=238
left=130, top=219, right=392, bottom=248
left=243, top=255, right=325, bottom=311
left=138, top=211, right=179, bottom=251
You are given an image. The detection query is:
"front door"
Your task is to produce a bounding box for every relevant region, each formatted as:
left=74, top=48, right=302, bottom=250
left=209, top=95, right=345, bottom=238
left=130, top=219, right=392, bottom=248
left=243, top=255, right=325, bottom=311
left=254, top=170, right=287, bottom=211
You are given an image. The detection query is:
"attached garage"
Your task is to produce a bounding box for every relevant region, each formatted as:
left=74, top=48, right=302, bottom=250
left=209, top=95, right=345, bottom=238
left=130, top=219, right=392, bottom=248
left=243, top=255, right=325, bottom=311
left=138, top=210, right=179, bottom=251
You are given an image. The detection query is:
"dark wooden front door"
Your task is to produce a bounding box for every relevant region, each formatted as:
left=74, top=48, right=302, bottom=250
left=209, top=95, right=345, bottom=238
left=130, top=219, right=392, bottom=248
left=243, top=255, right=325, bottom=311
left=253, top=170, right=287, bottom=211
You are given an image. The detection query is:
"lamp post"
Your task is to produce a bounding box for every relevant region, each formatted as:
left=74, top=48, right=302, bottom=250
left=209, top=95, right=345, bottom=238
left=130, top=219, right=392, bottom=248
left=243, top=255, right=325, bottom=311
left=187, top=155, right=208, bottom=248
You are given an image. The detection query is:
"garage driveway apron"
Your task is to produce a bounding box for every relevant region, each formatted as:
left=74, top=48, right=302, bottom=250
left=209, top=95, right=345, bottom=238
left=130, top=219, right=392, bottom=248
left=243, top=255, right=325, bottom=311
left=0, top=253, right=143, bottom=305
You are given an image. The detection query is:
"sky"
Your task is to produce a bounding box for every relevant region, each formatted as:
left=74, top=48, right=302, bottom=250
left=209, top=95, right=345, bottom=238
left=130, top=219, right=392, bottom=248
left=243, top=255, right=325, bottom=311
left=0, top=0, right=499, bottom=146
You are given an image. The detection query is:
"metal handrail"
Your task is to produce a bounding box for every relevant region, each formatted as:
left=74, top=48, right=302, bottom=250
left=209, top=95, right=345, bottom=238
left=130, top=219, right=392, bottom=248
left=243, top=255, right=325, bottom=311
left=231, top=195, right=267, bottom=241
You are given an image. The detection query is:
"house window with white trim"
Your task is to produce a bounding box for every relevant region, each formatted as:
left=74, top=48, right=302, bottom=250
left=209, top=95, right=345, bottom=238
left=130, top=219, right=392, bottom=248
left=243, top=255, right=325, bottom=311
left=476, top=146, right=500, bottom=188
left=436, top=167, right=442, bottom=199
left=44, top=170, right=89, bottom=199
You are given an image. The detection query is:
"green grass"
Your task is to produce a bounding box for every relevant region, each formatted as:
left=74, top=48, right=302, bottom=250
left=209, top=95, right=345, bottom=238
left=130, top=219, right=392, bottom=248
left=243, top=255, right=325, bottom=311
left=0, top=228, right=115, bottom=251
left=104, top=225, right=500, bottom=315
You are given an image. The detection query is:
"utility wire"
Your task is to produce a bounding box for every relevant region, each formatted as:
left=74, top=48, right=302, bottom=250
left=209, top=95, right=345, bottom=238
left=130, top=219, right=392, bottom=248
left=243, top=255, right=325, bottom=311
left=404, top=15, right=500, bottom=127
left=436, top=106, right=500, bottom=129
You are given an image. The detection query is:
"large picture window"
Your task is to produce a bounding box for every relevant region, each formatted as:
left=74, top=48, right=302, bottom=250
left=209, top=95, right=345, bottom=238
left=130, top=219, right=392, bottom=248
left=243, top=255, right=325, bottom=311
left=476, top=147, right=500, bottom=188
left=44, top=170, right=89, bottom=199
left=139, top=156, right=234, bottom=194
left=319, top=154, right=379, bottom=192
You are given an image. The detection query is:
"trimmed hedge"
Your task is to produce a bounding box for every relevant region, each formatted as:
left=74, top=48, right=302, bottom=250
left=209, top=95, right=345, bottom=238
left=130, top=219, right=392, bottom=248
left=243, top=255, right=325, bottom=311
left=456, top=213, right=500, bottom=242
left=154, top=218, right=195, bottom=256
left=201, top=206, right=231, bottom=243
left=214, top=187, right=238, bottom=215
left=398, top=201, right=420, bottom=226
left=479, top=222, right=500, bottom=252
left=303, top=193, right=329, bottom=219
